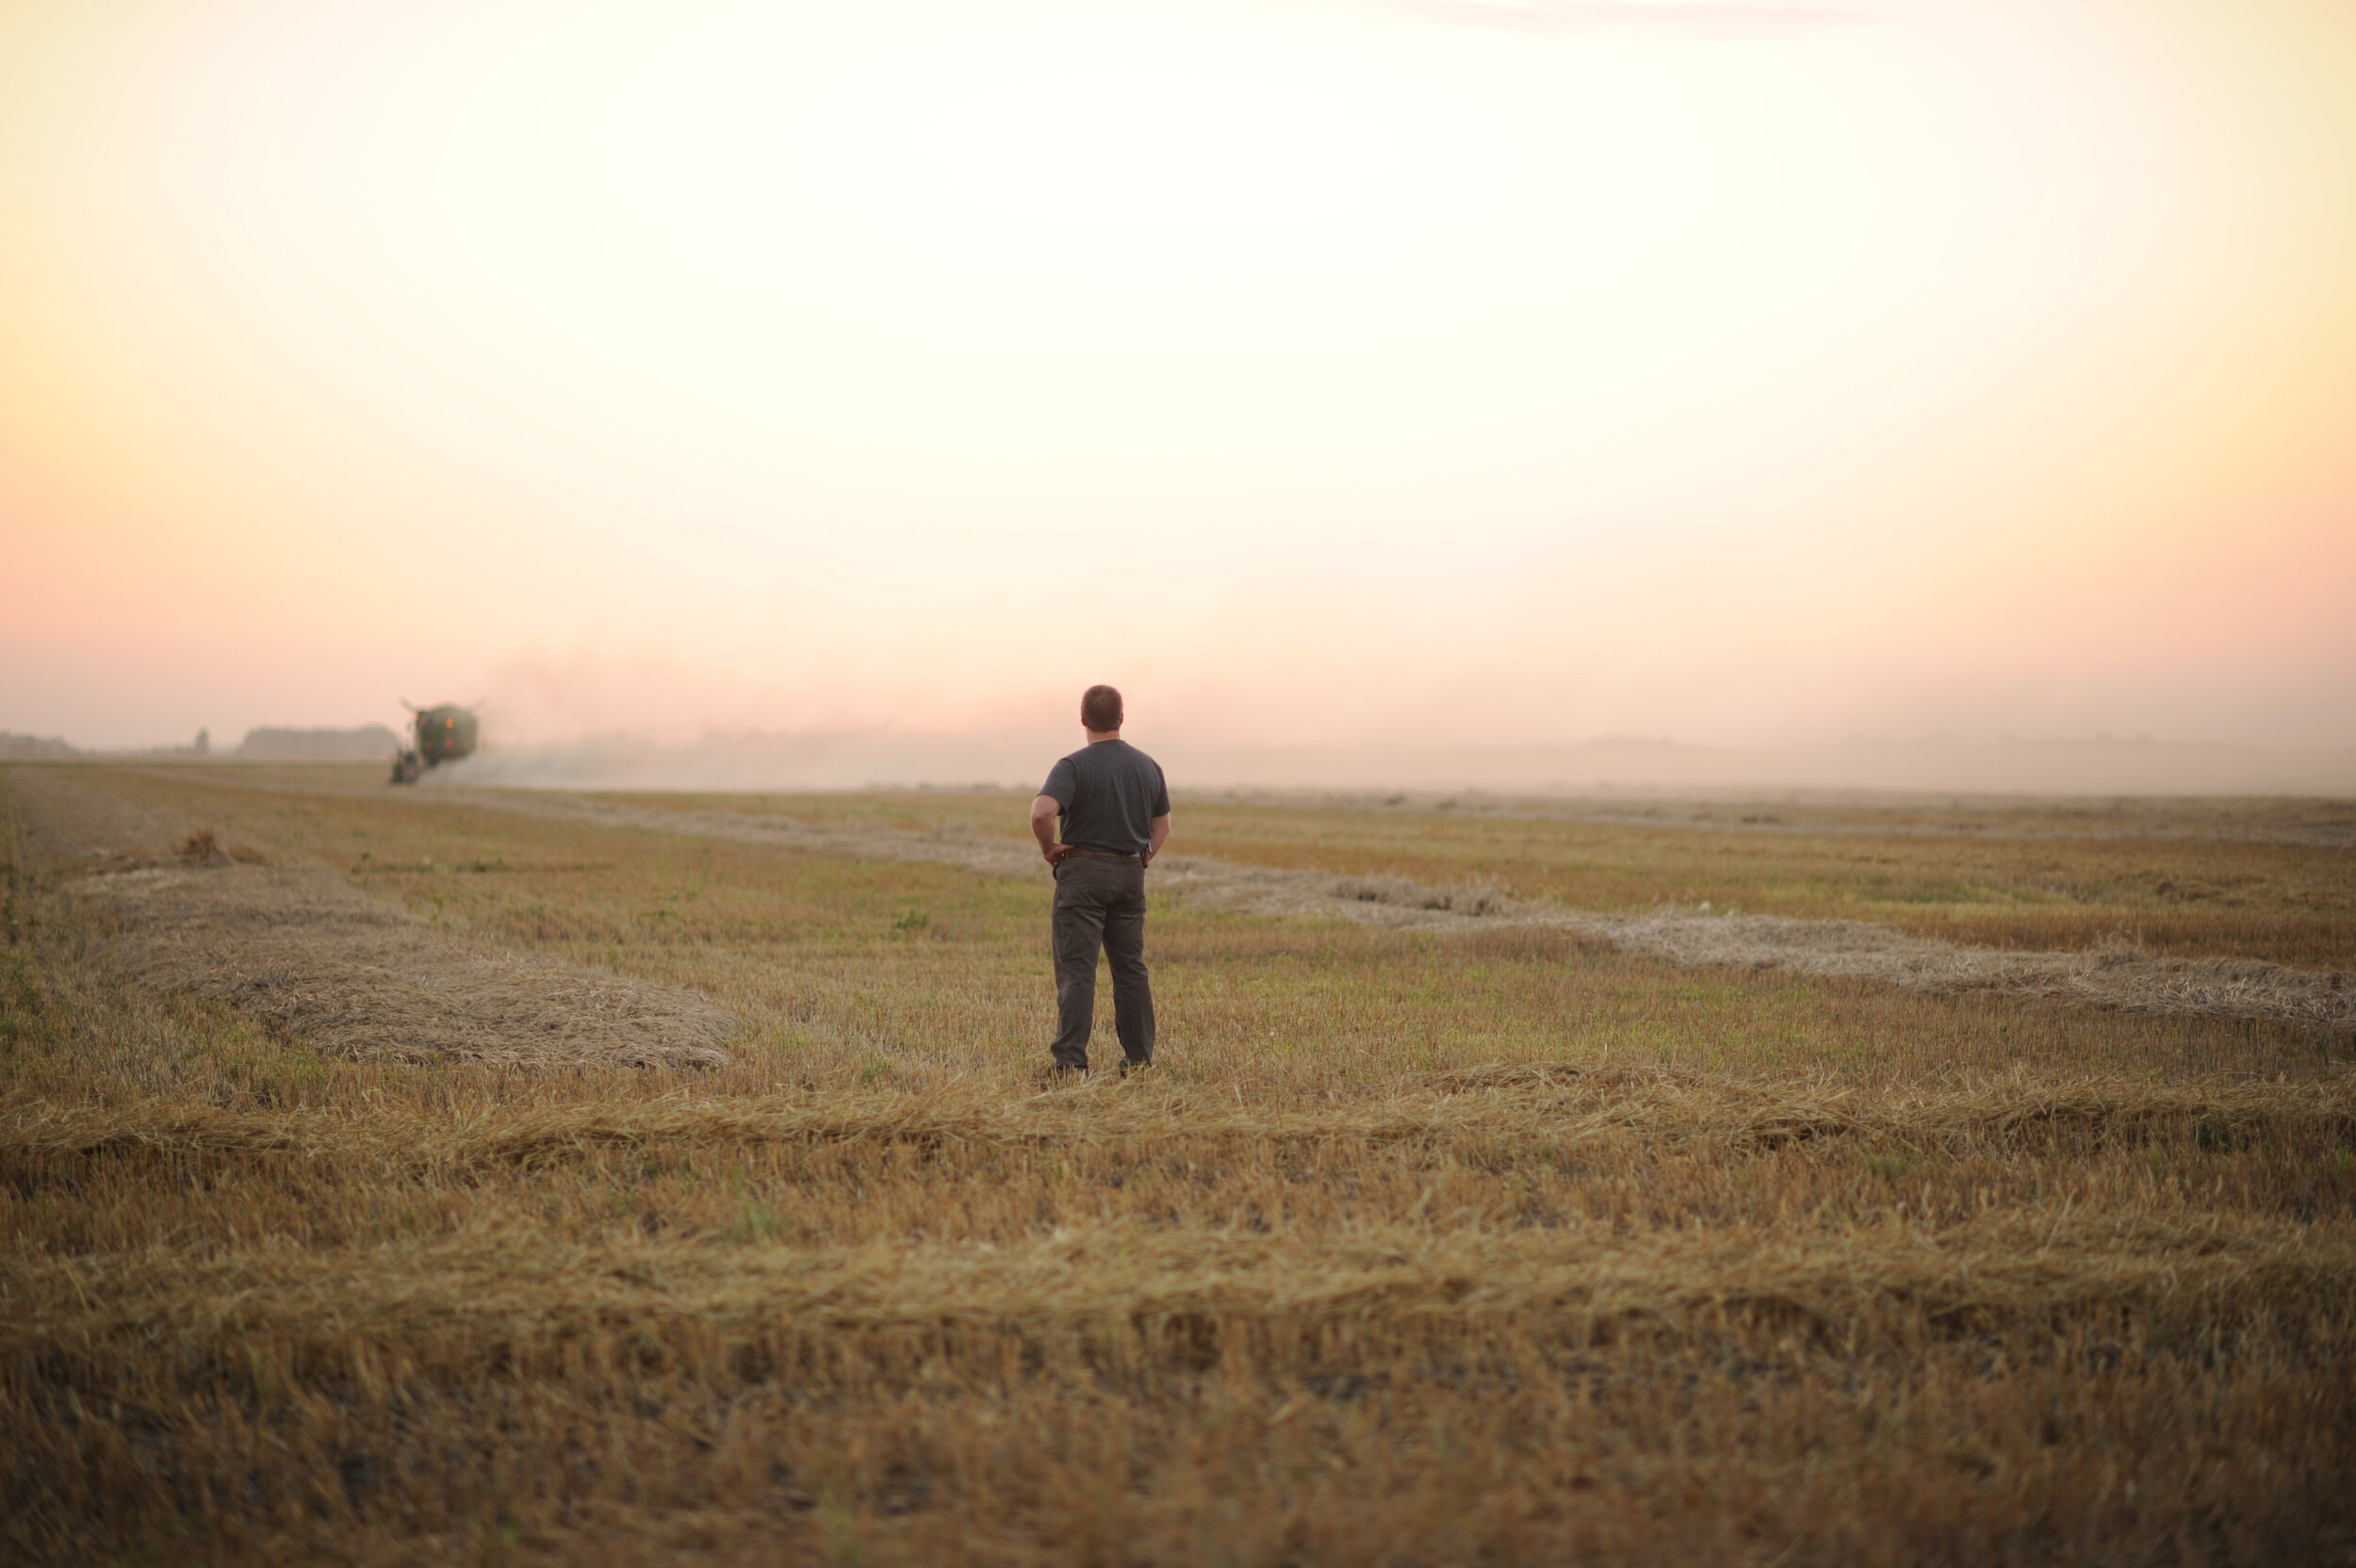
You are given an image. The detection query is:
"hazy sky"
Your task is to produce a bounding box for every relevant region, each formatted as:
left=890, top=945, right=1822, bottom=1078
left=5, top=0, right=2352, bottom=764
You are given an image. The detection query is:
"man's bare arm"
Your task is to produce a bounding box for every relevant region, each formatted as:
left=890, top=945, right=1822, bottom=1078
left=1145, top=812, right=1170, bottom=867
left=1030, top=794, right=1067, bottom=866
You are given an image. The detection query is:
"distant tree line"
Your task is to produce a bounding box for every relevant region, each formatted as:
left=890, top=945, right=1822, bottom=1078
left=1, top=726, right=398, bottom=760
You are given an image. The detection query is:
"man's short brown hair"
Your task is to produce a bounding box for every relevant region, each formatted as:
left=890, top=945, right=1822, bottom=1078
left=1081, top=684, right=1123, bottom=732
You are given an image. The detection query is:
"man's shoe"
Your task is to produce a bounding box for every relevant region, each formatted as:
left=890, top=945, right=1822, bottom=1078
left=1117, top=1058, right=1154, bottom=1078
left=1041, top=1064, right=1088, bottom=1087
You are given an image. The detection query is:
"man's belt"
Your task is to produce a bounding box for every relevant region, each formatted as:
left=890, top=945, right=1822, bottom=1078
left=1060, top=846, right=1142, bottom=861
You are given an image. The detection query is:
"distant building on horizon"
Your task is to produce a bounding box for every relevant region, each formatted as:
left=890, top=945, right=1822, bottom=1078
left=2, top=728, right=233, bottom=760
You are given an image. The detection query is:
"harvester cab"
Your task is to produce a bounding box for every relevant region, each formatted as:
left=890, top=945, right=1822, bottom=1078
left=389, top=701, right=481, bottom=784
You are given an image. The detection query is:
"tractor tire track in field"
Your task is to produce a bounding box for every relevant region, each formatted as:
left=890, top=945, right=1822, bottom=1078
left=439, top=788, right=2356, bottom=1034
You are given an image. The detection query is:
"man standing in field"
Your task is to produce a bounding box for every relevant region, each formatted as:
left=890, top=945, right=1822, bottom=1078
left=1030, top=684, right=1170, bottom=1077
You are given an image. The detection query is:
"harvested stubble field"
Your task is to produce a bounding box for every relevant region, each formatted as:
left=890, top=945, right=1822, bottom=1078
left=3, top=763, right=2354, bottom=1566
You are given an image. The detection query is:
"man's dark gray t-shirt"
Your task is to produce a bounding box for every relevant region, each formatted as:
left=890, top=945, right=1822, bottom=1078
left=1041, top=740, right=1170, bottom=856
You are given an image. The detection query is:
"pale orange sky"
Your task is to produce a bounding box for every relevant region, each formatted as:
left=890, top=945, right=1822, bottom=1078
left=4, top=0, right=2352, bottom=775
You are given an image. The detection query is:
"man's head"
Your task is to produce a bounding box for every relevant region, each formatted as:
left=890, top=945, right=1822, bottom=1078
left=1080, top=684, right=1123, bottom=735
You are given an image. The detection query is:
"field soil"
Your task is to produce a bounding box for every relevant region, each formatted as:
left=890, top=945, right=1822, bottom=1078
left=4, top=762, right=2353, bottom=1566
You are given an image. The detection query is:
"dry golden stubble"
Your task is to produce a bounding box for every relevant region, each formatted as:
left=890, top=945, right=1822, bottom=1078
left=8, top=768, right=738, bottom=1072
left=11, top=1210, right=2354, bottom=1393
left=8, top=1339, right=2348, bottom=1568
left=8, top=765, right=2356, bottom=1565
left=6, top=1070, right=2352, bottom=1172
left=396, top=783, right=2356, bottom=1029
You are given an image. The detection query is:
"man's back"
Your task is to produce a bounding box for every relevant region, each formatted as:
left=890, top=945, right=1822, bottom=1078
left=1041, top=739, right=1169, bottom=856
left=1031, top=687, right=1169, bottom=1075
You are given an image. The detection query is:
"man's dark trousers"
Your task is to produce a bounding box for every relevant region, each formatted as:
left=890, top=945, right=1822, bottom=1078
left=1050, top=856, right=1153, bottom=1070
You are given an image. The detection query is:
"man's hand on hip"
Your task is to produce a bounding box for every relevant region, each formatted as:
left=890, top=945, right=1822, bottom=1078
left=1030, top=793, right=1069, bottom=868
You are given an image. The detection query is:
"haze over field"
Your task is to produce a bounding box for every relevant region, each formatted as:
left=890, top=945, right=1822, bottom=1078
left=4, top=0, right=2352, bottom=785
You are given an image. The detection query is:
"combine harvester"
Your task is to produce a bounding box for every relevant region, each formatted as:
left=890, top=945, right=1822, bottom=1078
left=389, top=701, right=480, bottom=784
